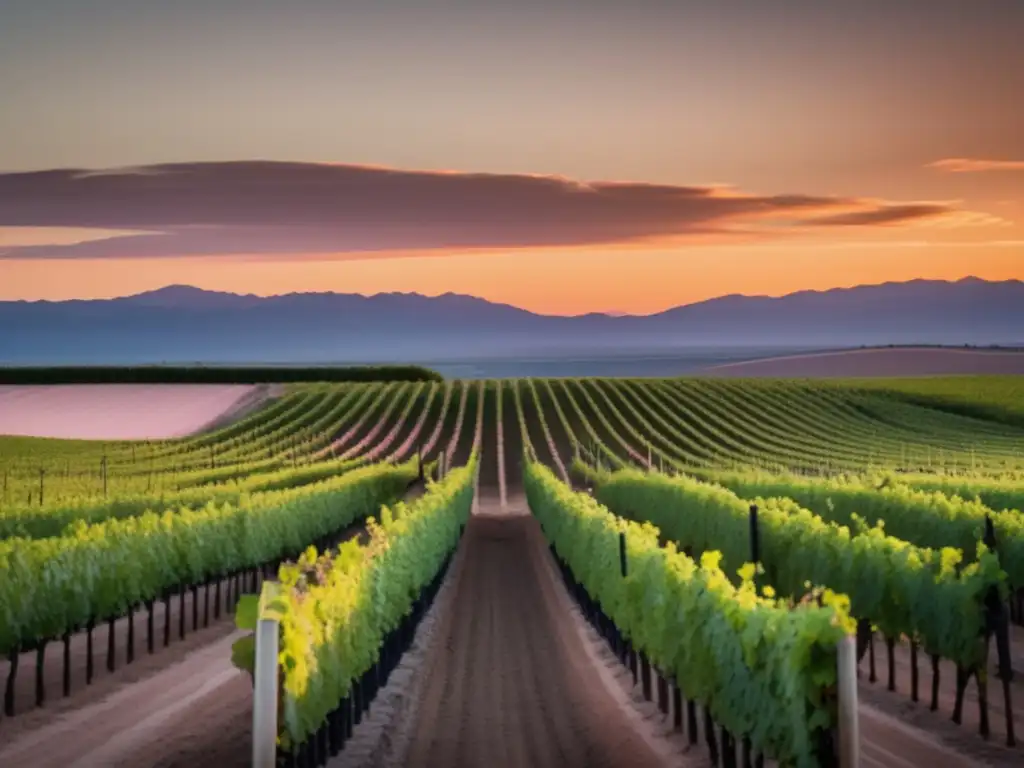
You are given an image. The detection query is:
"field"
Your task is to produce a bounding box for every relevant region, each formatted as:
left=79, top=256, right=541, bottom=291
left=703, top=347, right=1024, bottom=378
left=2, top=376, right=1024, bottom=767
left=0, top=385, right=267, bottom=440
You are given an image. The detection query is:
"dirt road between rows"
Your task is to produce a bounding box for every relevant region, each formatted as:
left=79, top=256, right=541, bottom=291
left=400, top=512, right=668, bottom=768
left=0, top=631, right=250, bottom=768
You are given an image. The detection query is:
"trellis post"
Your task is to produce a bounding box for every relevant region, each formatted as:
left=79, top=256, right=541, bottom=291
left=252, top=618, right=280, bottom=768
left=837, top=634, right=859, bottom=767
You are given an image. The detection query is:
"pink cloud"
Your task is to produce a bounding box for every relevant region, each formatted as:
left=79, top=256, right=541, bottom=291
left=0, top=161, right=979, bottom=260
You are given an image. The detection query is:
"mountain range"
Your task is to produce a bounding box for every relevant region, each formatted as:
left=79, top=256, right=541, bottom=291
left=1, top=277, right=1021, bottom=365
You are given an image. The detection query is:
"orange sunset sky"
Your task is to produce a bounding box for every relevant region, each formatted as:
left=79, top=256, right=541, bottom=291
left=1, top=1, right=1021, bottom=315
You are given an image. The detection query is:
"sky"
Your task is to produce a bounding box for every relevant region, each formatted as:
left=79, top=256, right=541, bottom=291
left=0, top=0, right=1022, bottom=315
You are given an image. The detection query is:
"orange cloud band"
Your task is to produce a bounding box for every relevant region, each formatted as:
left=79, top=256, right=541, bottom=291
left=928, top=158, right=1024, bottom=173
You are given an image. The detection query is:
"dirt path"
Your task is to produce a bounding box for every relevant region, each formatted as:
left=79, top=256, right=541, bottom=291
left=0, top=631, right=250, bottom=768
left=859, top=705, right=983, bottom=768
left=400, top=511, right=667, bottom=768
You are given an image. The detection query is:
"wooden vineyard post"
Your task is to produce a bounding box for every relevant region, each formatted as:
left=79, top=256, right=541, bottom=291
left=35, top=643, right=46, bottom=707
left=748, top=504, right=760, bottom=589
left=619, top=531, right=627, bottom=579
left=252, top=617, right=281, bottom=768
left=620, top=531, right=638, bottom=683
left=983, top=515, right=1016, bottom=746
left=62, top=633, right=72, bottom=697
left=101, top=456, right=108, bottom=497
left=39, top=468, right=45, bottom=506
left=618, top=531, right=628, bottom=662
left=837, top=634, right=859, bottom=767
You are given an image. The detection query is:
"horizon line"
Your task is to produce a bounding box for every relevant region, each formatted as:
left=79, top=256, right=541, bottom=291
left=1, top=274, right=1017, bottom=318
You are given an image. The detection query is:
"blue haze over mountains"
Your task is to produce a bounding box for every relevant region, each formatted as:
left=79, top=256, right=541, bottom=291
left=1, top=278, right=1021, bottom=370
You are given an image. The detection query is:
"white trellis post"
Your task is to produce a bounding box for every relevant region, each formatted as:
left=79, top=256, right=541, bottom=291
left=252, top=617, right=281, bottom=768
left=837, top=634, right=859, bottom=767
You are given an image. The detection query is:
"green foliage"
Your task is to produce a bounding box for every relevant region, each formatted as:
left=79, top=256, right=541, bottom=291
left=231, top=581, right=288, bottom=680
left=270, top=455, right=476, bottom=749
left=694, top=468, right=1024, bottom=591
left=893, top=473, right=1024, bottom=516
left=524, top=459, right=851, bottom=767
left=0, top=461, right=417, bottom=654
left=832, top=375, right=1024, bottom=428
left=231, top=635, right=255, bottom=680
left=590, top=467, right=1005, bottom=669
left=0, top=455, right=373, bottom=538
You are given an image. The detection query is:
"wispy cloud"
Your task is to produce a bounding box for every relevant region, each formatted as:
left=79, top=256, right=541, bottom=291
left=808, top=239, right=1024, bottom=250
left=0, top=161, right=992, bottom=260
left=928, top=158, right=1024, bottom=173
left=0, top=226, right=155, bottom=247
left=801, top=204, right=954, bottom=228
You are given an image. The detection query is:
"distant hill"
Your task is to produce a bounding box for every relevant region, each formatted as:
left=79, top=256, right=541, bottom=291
left=1, top=277, right=1022, bottom=365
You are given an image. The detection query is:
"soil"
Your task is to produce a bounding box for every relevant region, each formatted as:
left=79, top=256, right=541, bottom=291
left=399, top=511, right=667, bottom=768
left=478, top=384, right=500, bottom=494
left=449, top=384, right=477, bottom=470
left=501, top=382, right=525, bottom=497
left=0, top=631, right=251, bottom=768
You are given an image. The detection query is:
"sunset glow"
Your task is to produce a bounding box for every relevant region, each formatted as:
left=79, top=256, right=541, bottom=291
left=0, top=239, right=1020, bottom=316
left=0, top=1, right=1021, bottom=312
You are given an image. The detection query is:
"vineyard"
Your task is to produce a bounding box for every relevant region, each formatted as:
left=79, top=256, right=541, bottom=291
left=2, top=376, right=1024, bottom=767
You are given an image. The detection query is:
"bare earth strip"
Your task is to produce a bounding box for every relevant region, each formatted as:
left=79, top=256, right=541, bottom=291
left=700, top=347, right=1024, bottom=378
left=400, top=510, right=669, bottom=768
left=0, top=385, right=260, bottom=439
left=0, top=631, right=250, bottom=768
